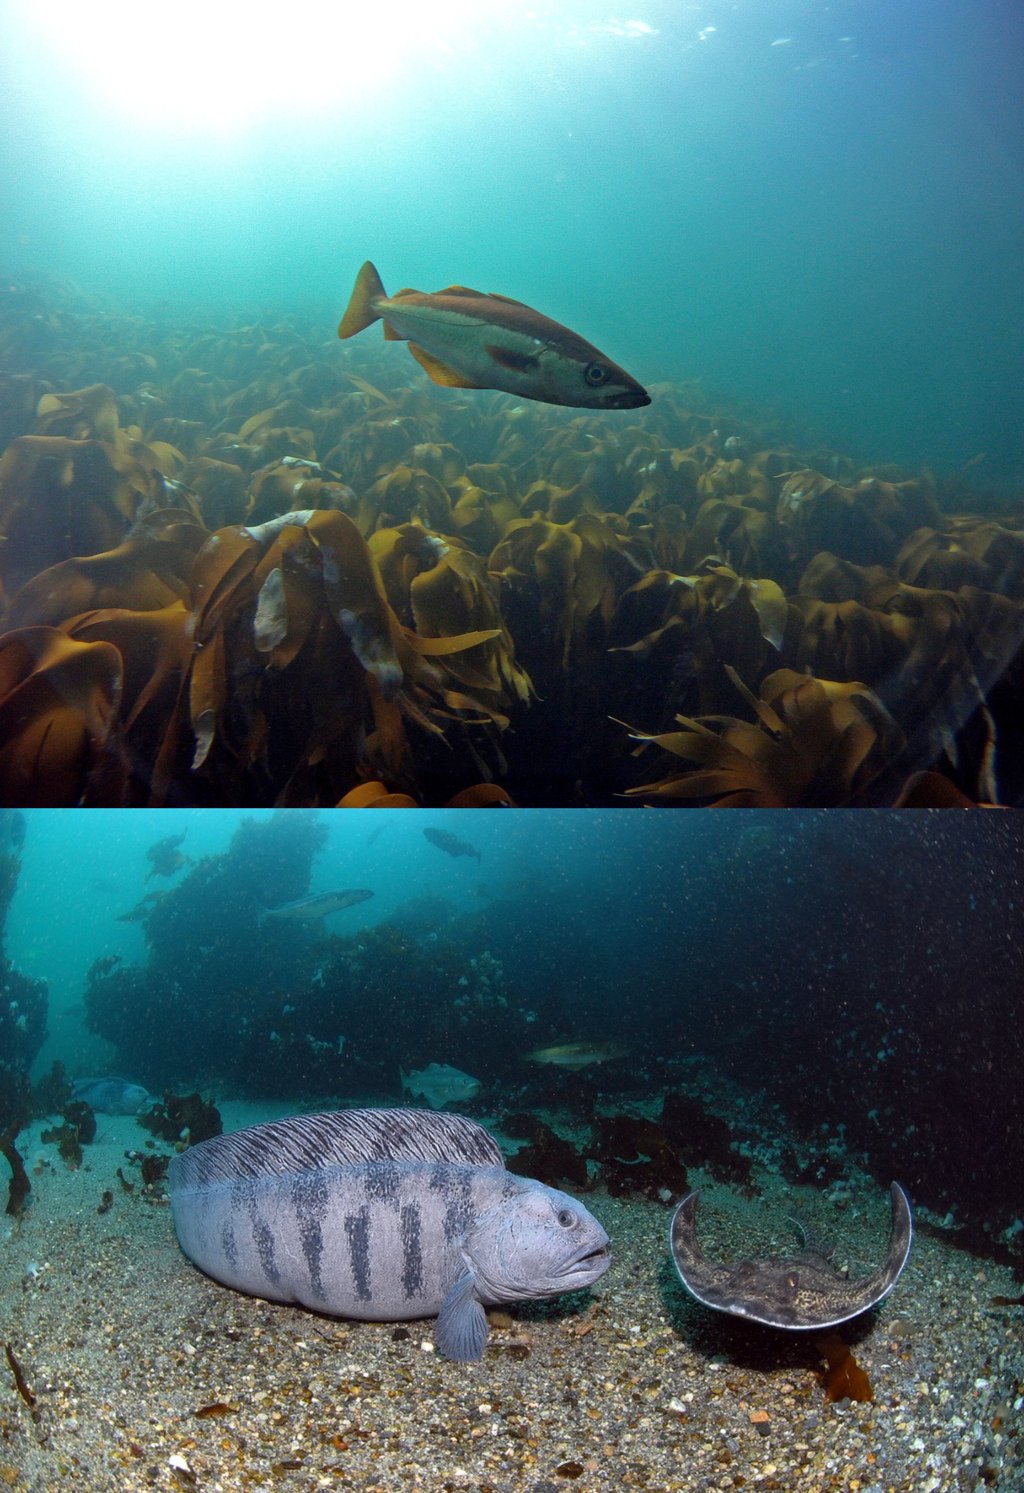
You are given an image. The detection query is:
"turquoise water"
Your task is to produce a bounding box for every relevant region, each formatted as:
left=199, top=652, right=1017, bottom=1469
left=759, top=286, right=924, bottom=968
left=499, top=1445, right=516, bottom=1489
left=3, top=807, right=1022, bottom=1254
left=2, top=0, right=1022, bottom=484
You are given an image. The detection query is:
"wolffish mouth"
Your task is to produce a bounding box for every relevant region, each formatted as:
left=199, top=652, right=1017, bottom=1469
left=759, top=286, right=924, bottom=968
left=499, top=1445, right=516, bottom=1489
left=561, top=1243, right=611, bottom=1277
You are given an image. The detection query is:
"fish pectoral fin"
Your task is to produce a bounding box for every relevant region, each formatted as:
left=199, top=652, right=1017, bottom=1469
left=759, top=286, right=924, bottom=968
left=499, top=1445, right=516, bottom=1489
left=408, top=343, right=486, bottom=389
left=435, top=1271, right=489, bottom=1361
left=485, top=343, right=541, bottom=374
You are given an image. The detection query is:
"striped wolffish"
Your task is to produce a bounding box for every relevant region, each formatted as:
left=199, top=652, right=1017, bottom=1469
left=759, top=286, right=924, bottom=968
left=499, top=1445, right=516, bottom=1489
left=169, top=1108, right=610, bottom=1361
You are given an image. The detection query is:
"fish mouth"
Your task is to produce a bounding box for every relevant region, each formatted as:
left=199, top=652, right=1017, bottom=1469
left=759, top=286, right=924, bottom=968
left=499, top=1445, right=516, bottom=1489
left=560, top=1242, right=612, bottom=1281
left=605, top=388, right=651, bottom=410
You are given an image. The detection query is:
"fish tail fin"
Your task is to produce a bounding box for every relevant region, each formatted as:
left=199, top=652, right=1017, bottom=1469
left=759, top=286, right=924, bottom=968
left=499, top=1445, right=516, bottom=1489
left=338, top=260, right=387, bottom=339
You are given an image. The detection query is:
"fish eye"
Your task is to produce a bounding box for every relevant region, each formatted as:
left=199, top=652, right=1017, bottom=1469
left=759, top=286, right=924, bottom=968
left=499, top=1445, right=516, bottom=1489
left=556, top=1208, right=577, bottom=1228
left=584, top=362, right=610, bottom=387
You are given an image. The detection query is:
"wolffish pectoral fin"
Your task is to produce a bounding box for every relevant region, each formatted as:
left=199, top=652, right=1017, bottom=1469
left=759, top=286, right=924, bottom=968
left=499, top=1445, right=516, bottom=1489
left=435, top=1270, right=489, bottom=1361
left=408, top=343, right=486, bottom=389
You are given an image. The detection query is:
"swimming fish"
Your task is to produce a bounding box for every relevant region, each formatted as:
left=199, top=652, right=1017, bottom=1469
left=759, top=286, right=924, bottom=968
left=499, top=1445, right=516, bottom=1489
left=145, top=831, right=190, bottom=880
left=401, top=1063, right=482, bottom=1109
left=670, top=1182, right=913, bottom=1329
left=169, top=1107, right=610, bottom=1361
left=527, top=1041, right=631, bottom=1071
left=422, top=827, right=481, bottom=861
left=71, top=1077, right=152, bottom=1115
left=259, top=889, right=374, bottom=922
left=338, top=261, right=650, bottom=410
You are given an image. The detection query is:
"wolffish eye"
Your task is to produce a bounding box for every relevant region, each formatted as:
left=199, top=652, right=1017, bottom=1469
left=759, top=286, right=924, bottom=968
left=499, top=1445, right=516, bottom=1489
left=556, top=1207, right=577, bottom=1228
left=584, top=362, right=610, bottom=387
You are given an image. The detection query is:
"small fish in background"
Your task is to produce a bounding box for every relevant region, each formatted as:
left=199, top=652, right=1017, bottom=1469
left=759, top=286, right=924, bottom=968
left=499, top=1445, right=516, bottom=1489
left=259, top=889, right=374, bottom=923
left=527, top=1041, right=631, bottom=1071
left=422, top=827, right=481, bottom=861
left=71, top=1077, right=152, bottom=1115
left=338, top=261, right=650, bottom=410
left=145, top=831, right=191, bottom=881
left=401, top=1063, right=482, bottom=1109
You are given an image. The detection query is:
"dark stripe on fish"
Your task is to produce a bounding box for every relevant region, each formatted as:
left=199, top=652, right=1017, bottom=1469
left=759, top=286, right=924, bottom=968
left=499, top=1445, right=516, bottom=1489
left=400, top=1203, right=423, bottom=1297
left=253, top=1220, right=280, bottom=1287
left=364, top=1159, right=400, bottom=1204
left=220, top=1218, right=238, bottom=1272
left=345, top=1207, right=372, bottom=1301
left=236, top=1178, right=281, bottom=1287
left=433, top=1168, right=475, bottom=1244
left=293, top=1173, right=329, bottom=1302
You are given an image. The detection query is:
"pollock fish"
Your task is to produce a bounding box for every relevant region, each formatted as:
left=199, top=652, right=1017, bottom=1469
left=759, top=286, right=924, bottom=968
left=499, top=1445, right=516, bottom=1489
left=338, top=261, right=650, bottom=410
left=527, top=1040, right=631, bottom=1070
left=260, top=889, right=374, bottom=922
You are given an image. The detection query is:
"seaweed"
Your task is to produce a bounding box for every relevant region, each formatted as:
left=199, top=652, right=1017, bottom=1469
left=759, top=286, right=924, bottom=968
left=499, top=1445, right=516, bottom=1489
left=138, top=1092, right=222, bottom=1147
left=1, top=285, right=1019, bottom=806
left=660, top=1091, right=752, bottom=1186
left=4, top=1342, right=36, bottom=1410
left=814, top=1330, right=873, bottom=1403
left=63, top=1099, right=96, bottom=1145
left=140, top=1153, right=169, bottom=1187
left=503, top=1114, right=590, bottom=1190
left=40, top=1121, right=83, bottom=1169
left=32, top=1059, right=72, bottom=1116
left=0, top=1127, right=30, bottom=1216
left=592, top=1114, right=688, bottom=1201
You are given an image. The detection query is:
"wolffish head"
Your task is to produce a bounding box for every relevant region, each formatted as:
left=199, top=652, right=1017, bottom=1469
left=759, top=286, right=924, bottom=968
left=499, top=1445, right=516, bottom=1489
left=466, top=1180, right=611, bottom=1304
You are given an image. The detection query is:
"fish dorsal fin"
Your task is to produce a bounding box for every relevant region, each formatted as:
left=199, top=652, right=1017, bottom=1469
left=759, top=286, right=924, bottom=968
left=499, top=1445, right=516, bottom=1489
left=170, top=1107, right=505, bottom=1187
left=436, top=286, right=531, bottom=309
left=408, top=342, right=487, bottom=389
left=434, top=284, right=489, bottom=298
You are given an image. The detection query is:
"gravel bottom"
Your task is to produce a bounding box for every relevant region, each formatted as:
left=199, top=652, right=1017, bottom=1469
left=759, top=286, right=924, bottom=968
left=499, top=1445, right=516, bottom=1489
left=1, top=1108, right=1021, bottom=1493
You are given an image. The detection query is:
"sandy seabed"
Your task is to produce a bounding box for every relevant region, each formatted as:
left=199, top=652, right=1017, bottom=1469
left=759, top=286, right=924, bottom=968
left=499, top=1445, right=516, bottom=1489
left=1, top=1106, right=1021, bottom=1493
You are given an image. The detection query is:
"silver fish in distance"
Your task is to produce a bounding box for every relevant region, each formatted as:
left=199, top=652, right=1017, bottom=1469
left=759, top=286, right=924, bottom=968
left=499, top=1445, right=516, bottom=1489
left=338, top=261, right=650, bottom=410
left=259, top=889, right=374, bottom=922
left=169, top=1108, right=610, bottom=1361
